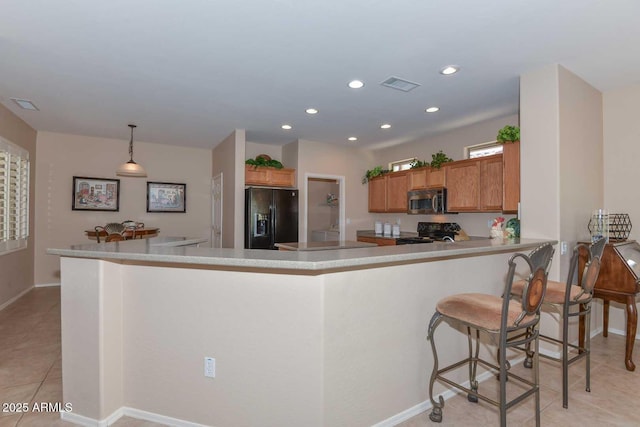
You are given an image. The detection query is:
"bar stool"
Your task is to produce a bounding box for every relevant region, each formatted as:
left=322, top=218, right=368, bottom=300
left=427, top=242, right=554, bottom=427
left=511, top=237, right=605, bottom=408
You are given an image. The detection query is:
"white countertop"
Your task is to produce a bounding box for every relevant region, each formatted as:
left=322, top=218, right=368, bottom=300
left=47, top=236, right=556, bottom=273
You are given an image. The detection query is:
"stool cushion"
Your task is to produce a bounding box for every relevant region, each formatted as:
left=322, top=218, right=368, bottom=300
left=436, top=293, right=535, bottom=332
left=512, top=280, right=590, bottom=304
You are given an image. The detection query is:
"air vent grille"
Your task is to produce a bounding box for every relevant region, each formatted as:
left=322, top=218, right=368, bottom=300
left=380, top=76, right=421, bottom=92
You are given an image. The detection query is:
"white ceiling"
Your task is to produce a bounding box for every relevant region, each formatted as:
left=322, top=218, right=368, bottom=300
left=1, top=0, right=639, bottom=150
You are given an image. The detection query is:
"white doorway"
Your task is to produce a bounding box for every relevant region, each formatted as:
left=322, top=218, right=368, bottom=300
left=304, top=173, right=345, bottom=242
left=212, top=173, right=223, bottom=248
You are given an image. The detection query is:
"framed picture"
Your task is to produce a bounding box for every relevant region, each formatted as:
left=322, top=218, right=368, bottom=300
left=72, top=176, right=120, bottom=211
left=147, top=181, right=186, bottom=213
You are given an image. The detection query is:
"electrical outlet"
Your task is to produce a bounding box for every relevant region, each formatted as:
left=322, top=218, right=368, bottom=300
left=204, top=357, right=215, bottom=378
left=561, top=241, right=568, bottom=255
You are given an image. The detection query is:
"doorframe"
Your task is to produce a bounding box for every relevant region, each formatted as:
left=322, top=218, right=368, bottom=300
left=303, top=173, right=345, bottom=243
left=212, top=173, right=223, bottom=248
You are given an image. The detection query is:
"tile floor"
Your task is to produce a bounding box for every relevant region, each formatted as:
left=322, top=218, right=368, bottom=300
left=1, top=287, right=639, bottom=426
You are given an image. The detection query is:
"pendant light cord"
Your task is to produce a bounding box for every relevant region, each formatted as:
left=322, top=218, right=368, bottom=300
left=128, top=124, right=136, bottom=162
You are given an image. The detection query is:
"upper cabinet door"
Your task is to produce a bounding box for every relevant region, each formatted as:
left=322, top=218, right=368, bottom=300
left=480, top=156, right=503, bottom=211
left=407, top=168, right=427, bottom=190
left=386, top=172, right=408, bottom=212
left=446, top=159, right=480, bottom=212
left=368, top=175, right=387, bottom=212
left=502, top=141, right=520, bottom=213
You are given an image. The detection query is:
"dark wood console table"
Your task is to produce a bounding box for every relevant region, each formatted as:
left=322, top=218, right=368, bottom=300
left=579, top=240, right=640, bottom=371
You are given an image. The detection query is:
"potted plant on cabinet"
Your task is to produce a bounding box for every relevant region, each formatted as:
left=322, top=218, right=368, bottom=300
left=496, top=125, right=520, bottom=143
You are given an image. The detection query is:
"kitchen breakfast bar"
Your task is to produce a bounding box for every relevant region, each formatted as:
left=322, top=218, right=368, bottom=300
left=47, top=237, right=554, bottom=427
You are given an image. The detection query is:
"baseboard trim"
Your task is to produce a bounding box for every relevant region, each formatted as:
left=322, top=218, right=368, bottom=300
left=0, top=286, right=33, bottom=312
left=122, top=407, right=210, bottom=427
left=35, top=282, right=61, bottom=288
left=372, top=355, right=527, bottom=427
left=62, top=406, right=209, bottom=427
left=375, top=326, right=611, bottom=426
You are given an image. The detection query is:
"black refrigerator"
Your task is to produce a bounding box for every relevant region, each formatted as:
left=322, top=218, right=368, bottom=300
left=245, top=187, right=299, bottom=249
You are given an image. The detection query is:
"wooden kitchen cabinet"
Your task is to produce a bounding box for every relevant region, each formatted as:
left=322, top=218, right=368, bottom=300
left=446, top=159, right=480, bottom=212
left=446, top=154, right=502, bottom=212
left=368, top=175, right=387, bottom=212
left=502, top=141, right=520, bottom=213
left=386, top=172, right=408, bottom=212
left=357, top=236, right=396, bottom=246
left=245, top=165, right=296, bottom=187
left=368, top=171, right=407, bottom=213
left=480, top=155, right=503, bottom=211
left=407, top=167, right=446, bottom=190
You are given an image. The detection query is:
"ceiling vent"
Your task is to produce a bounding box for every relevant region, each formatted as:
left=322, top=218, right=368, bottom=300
left=380, top=76, right=421, bottom=92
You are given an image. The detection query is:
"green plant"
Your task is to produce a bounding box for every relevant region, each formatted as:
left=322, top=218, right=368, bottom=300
left=496, top=125, right=520, bottom=143
left=410, top=158, right=429, bottom=169
left=429, top=151, right=453, bottom=169
left=362, top=166, right=388, bottom=184
left=245, top=157, right=284, bottom=169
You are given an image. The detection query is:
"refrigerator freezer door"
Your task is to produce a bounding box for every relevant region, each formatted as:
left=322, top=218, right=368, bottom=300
left=272, top=189, right=298, bottom=247
left=245, top=188, right=273, bottom=249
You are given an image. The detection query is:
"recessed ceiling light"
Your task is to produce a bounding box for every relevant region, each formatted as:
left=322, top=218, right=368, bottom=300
left=348, top=137, right=358, bottom=141
left=348, top=80, right=365, bottom=89
left=380, top=124, right=391, bottom=129
left=11, top=98, right=39, bottom=111
left=281, top=124, right=292, bottom=130
left=305, top=108, right=318, bottom=114
left=440, top=65, right=459, bottom=75
left=425, top=107, right=440, bottom=113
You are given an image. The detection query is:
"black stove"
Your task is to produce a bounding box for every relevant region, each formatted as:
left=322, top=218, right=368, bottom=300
left=395, top=236, right=434, bottom=245
left=417, top=222, right=461, bottom=241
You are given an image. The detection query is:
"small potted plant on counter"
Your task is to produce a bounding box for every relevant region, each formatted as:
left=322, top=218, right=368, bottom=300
left=496, top=125, right=520, bottom=144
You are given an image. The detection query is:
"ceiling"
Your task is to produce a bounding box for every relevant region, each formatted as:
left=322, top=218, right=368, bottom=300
left=1, top=0, right=639, bottom=150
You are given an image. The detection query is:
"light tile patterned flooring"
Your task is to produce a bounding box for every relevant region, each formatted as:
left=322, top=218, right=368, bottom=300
left=1, top=287, right=640, bottom=426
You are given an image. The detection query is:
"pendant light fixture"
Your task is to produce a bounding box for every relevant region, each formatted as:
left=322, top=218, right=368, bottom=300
left=116, top=124, right=147, bottom=177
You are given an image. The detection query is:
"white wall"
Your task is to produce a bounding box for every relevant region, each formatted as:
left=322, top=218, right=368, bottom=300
left=294, top=139, right=376, bottom=240
left=212, top=130, right=246, bottom=248
left=603, top=82, right=640, bottom=336
left=557, top=65, right=603, bottom=276
left=34, top=131, right=212, bottom=285
left=0, top=103, right=36, bottom=307
left=520, top=64, right=562, bottom=282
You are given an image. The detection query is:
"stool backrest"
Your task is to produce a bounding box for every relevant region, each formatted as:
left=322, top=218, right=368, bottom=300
left=579, top=237, right=606, bottom=295
left=504, top=242, right=554, bottom=327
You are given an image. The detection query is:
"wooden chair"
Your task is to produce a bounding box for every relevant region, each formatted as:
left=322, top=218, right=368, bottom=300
left=427, top=242, right=554, bottom=427
left=511, top=237, right=605, bottom=408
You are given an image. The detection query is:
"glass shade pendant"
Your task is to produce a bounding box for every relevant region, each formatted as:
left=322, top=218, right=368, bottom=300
left=116, top=124, right=147, bottom=177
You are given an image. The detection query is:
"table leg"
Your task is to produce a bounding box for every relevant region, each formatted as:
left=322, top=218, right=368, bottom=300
left=603, top=300, right=610, bottom=338
left=625, top=296, right=637, bottom=371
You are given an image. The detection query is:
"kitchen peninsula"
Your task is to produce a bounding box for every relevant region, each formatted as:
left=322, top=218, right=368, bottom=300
left=48, top=237, right=554, bottom=427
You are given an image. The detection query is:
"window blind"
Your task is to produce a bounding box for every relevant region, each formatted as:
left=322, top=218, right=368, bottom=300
left=0, top=137, right=29, bottom=254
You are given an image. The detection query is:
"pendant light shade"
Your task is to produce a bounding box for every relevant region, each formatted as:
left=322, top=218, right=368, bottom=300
left=116, top=124, right=147, bottom=177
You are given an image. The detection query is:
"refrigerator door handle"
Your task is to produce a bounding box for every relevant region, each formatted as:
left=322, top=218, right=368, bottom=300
left=269, top=206, right=275, bottom=248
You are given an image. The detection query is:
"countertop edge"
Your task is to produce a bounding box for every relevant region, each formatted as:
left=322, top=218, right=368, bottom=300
left=47, top=238, right=557, bottom=272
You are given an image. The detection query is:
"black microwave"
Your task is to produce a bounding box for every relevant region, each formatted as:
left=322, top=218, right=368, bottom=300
left=407, top=188, right=447, bottom=215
